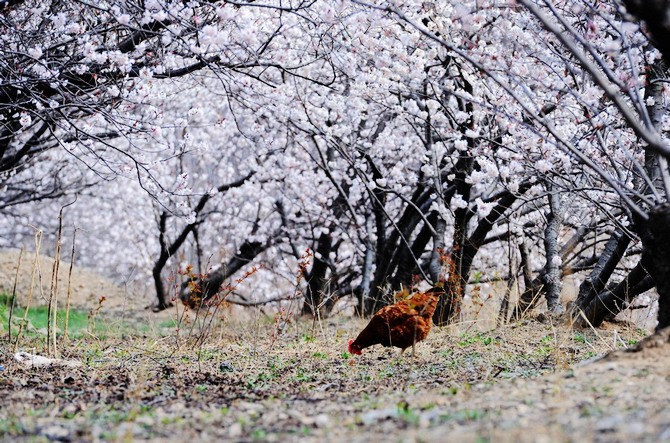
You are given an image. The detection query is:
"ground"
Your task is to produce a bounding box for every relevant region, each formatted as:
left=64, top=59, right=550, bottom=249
left=1, top=250, right=669, bottom=442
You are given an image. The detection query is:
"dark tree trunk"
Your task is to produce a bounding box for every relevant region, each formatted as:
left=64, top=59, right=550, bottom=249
left=390, top=212, right=437, bottom=288
left=571, top=228, right=632, bottom=314
left=357, top=213, right=375, bottom=317
left=152, top=174, right=253, bottom=311
left=302, top=232, right=333, bottom=317
left=512, top=239, right=540, bottom=319
left=498, top=271, right=516, bottom=325
left=623, top=1, right=670, bottom=64
left=638, top=203, right=670, bottom=330
left=577, top=262, right=654, bottom=327
left=432, top=151, right=475, bottom=325
left=179, top=240, right=266, bottom=307
left=153, top=211, right=195, bottom=311
left=568, top=57, right=667, bottom=326
left=435, top=182, right=531, bottom=325
left=365, top=186, right=433, bottom=315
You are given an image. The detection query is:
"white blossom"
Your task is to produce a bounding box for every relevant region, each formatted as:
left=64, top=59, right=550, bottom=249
left=451, top=193, right=468, bottom=210
left=19, top=113, right=32, bottom=127
left=454, top=139, right=468, bottom=151
left=536, top=159, right=553, bottom=173
left=28, top=47, right=43, bottom=59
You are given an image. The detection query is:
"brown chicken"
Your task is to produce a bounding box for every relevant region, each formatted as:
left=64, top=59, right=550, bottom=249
left=348, top=286, right=444, bottom=357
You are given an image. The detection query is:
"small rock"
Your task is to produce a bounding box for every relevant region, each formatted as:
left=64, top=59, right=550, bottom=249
left=237, top=401, right=265, bottom=413
left=228, top=422, right=243, bottom=438
left=135, top=411, right=155, bottom=426
left=359, top=407, right=397, bottom=426
left=313, top=414, right=330, bottom=428
left=62, top=404, right=79, bottom=417
left=516, top=403, right=530, bottom=415
left=261, top=411, right=279, bottom=425
left=14, top=352, right=82, bottom=368
left=629, top=421, right=646, bottom=435
left=596, top=415, right=623, bottom=432
left=40, top=425, right=70, bottom=441
left=658, top=426, right=670, bottom=441
left=167, top=402, right=186, bottom=413
left=220, top=361, right=234, bottom=373
left=287, top=410, right=309, bottom=424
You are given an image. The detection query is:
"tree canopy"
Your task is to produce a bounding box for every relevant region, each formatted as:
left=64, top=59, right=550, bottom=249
left=2, top=0, right=670, bottom=329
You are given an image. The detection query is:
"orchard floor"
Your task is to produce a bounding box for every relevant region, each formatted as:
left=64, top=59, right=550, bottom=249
left=2, top=308, right=670, bottom=443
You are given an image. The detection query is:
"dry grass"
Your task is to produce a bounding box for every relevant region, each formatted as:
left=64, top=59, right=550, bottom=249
left=0, top=247, right=666, bottom=442
left=2, top=308, right=665, bottom=443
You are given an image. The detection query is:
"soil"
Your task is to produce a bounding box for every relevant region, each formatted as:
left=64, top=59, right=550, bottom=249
left=0, top=249, right=139, bottom=311
left=1, top=250, right=669, bottom=442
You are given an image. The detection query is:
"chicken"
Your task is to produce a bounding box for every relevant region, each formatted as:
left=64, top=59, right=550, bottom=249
left=348, top=285, right=444, bottom=357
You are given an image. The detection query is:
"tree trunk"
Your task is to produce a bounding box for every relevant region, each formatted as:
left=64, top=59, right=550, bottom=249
left=153, top=211, right=195, bottom=311
left=513, top=239, right=540, bottom=319
left=357, top=212, right=375, bottom=317
left=435, top=183, right=531, bottom=325
left=365, top=187, right=433, bottom=316
left=571, top=228, right=632, bottom=314
left=179, top=240, right=266, bottom=307
left=152, top=174, right=253, bottom=311
left=623, top=1, right=670, bottom=64
left=578, top=262, right=654, bottom=327
left=498, top=272, right=516, bottom=325
left=638, top=203, right=670, bottom=330
left=302, top=232, right=333, bottom=317
left=543, top=185, right=564, bottom=313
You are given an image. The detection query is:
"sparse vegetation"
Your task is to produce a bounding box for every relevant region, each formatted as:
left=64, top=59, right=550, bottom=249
left=1, top=293, right=105, bottom=338
left=0, top=307, right=665, bottom=442
left=3, top=0, right=670, bottom=440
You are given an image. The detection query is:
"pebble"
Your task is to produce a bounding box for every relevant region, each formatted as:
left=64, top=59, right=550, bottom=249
left=359, top=407, right=397, bottom=426
left=236, top=401, right=265, bottom=413
left=228, top=422, right=243, bottom=438
left=40, top=425, right=70, bottom=441
left=596, top=415, right=623, bottom=432
left=220, top=361, right=234, bottom=373
left=313, top=413, right=330, bottom=428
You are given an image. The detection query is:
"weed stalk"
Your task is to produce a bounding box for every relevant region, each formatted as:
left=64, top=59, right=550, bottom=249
left=8, top=248, right=23, bottom=343
left=64, top=227, right=77, bottom=341
left=48, top=207, right=66, bottom=357
left=13, top=229, right=42, bottom=353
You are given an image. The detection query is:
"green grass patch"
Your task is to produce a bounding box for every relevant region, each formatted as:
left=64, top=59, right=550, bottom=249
left=457, top=331, right=498, bottom=347
left=0, top=293, right=104, bottom=338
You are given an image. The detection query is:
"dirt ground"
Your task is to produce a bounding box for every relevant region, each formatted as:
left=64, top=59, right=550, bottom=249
left=1, top=250, right=670, bottom=442
left=0, top=249, right=140, bottom=312
left=1, top=312, right=668, bottom=442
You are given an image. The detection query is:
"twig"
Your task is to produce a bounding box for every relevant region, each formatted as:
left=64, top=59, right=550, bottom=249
left=578, top=309, right=615, bottom=352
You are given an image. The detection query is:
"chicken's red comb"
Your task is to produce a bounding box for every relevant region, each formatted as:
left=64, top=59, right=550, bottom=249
left=347, top=339, right=361, bottom=355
